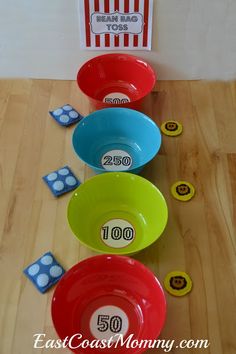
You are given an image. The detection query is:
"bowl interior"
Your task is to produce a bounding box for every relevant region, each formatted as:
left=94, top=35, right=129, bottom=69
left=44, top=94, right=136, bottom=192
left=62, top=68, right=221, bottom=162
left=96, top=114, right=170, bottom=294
left=72, top=108, right=161, bottom=173
left=67, top=173, right=168, bottom=254
left=52, top=255, right=166, bottom=354
left=77, top=54, right=156, bottom=103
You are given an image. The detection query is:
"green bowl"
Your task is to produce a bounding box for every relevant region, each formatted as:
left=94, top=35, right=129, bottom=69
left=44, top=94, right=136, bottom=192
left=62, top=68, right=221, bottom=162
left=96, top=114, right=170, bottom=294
left=67, top=172, right=168, bottom=255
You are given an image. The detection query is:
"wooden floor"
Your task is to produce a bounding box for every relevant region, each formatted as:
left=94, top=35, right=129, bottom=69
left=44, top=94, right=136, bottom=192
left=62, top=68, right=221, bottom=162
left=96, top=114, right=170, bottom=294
left=0, top=80, right=236, bottom=354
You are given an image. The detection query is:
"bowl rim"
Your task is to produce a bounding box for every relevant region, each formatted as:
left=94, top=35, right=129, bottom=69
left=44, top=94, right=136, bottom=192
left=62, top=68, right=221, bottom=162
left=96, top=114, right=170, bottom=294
left=77, top=53, right=156, bottom=104
left=67, top=172, right=168, bottom=255
left=72, top=108, right=162, bottom=173
left=51, top=254, right=167, bottom=354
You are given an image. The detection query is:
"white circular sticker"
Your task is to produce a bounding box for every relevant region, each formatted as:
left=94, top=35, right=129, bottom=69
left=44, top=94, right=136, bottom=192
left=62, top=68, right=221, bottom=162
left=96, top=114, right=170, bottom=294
left=103, top=92, right=130, bottom=104
left=90, top=305, right=129, bottom=341
left=101, top=150, right=132, bottom=171
left=101, top=219, right=135, bottom=248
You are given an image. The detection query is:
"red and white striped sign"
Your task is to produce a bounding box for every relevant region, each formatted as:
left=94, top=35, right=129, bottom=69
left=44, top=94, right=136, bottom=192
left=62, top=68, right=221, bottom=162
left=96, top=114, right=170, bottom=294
left=79, top=0, right=153, bottom=50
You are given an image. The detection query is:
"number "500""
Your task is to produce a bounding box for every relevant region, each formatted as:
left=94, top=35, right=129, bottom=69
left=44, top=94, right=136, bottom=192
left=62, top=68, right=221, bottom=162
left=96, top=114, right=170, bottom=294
left=104, top=98, right=129, bottom=104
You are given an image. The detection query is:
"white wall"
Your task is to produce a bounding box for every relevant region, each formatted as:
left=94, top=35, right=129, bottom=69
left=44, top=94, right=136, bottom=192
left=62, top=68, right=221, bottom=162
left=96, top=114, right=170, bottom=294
left=0, top=0, right=235, bottom=80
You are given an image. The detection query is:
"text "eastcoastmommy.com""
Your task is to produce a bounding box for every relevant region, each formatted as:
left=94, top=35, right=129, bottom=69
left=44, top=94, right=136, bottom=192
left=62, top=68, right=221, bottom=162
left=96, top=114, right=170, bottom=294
left=33, top=333, right=210, bottom=352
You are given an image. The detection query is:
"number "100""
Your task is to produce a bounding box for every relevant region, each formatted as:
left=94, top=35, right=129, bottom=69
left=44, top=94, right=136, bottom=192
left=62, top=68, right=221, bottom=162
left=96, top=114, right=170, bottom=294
left=101, top=226, right=134, bottom=240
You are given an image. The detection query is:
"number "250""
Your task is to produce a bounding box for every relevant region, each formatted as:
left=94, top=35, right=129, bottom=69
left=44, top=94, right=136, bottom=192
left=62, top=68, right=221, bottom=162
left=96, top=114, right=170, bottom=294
left=103, top=155, right=131, bottom=166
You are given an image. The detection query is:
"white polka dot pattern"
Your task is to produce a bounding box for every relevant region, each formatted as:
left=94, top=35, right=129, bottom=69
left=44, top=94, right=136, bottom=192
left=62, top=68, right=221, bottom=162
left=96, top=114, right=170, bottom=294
left=37, top=274, right=49, bottom=287
left=24, top=252, right=65, bottom=293
left=58, top=168, right=69, bottom=176
left=65, top=176, right=77, bottom=186
left=53, top=108, right=63, bottom=116
left=47, top=172, right=57, bottom=181
left=59, top=115, right=70, bottom=123
left=52, top=181, right=64, bottom=191
left=50, top=104, right=83, bottom=126
left=43, top=166, right=80, bottom=196
left=69, top=111, right=79, bottom=119
left=63, top=105, right=72, bottom=111
left=41, top=255, right=53, bottom=265
left=28, top=264, right=40, bottom=276
left=49, top=265, right=63, bottom=278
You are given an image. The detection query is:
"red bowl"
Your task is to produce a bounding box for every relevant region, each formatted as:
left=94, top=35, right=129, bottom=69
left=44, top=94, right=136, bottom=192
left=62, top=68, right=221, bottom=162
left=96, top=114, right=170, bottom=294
left=77, top=54, right=156, bottom=112
left=51, top=255, right=166, bottom=354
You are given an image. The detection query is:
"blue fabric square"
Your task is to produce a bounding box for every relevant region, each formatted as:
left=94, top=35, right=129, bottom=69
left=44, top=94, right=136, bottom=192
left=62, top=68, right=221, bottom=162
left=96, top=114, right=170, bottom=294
left=42, top=166, right=80, bottom=197
left=49, top=104, right=83, bottom=126
left=23, top=252, right=65, bottom=293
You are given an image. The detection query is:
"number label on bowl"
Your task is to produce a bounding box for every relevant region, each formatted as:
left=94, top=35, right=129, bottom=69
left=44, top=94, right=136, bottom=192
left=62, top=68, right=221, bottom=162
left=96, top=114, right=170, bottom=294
left=101, top=219, right=135, bottom=248
left=103, top=93, right=130, bottom=104
left=90, top=305, right=129, bottom=340
left=101, top=150, right=132, bottom=171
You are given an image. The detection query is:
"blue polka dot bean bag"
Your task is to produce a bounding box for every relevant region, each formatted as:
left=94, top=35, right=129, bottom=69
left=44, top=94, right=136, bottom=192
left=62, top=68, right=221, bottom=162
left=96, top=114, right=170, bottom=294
left=42, top=166, right=80, bottom=197
left=49, top=104, right=83, bottom=126
left=23, top=252, right=65, bottom=293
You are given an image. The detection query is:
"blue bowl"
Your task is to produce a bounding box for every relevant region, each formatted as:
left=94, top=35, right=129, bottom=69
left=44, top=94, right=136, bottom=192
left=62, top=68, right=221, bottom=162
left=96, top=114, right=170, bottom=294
left=72, top=108, right=161, bottom=174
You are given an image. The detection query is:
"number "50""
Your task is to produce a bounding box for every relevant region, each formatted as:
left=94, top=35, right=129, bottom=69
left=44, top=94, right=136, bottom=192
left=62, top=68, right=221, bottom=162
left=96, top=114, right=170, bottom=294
left=97, top=315, right=122, bottom=333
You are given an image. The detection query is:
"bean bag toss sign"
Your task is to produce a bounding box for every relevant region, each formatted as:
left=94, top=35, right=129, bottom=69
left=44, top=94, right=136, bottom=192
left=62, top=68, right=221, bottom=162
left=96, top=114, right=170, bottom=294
left=79, top=0, right=153, bottom=50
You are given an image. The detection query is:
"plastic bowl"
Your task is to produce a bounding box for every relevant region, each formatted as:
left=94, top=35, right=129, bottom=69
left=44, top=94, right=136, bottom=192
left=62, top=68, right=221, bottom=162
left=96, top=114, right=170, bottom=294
left=67, top=172, right=168, bottom=255
left=72, top=108, right=161, bottom=175
left=77, top=54, right=156, bottom=111
left=51, top=255, right=166, bottom=354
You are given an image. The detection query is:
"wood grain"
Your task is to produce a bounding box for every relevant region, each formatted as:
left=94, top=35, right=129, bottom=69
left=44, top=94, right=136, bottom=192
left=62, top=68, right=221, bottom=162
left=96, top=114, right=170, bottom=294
left=0, top=80, right=236, bottom=354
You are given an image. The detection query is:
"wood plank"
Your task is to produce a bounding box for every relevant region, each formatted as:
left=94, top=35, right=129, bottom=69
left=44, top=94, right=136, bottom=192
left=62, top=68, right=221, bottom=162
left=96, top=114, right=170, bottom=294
left=0, top=79, right=236, bottom=354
